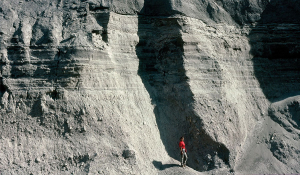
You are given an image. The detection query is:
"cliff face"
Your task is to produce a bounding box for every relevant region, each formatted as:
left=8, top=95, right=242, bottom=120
left=238, top=1, right=300, bottom=173
left=0, top=0, right=299, bottom=174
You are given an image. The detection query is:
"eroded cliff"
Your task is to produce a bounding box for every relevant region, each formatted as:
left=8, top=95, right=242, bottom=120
left=0, top=0, right=299, bottom=174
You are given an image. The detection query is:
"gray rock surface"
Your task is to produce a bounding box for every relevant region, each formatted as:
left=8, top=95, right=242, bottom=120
left=0, top=0, right=300, bottom=174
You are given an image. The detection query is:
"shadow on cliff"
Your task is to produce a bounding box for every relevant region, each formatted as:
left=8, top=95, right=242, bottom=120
left=136, top=1, right=230, bottom=171
left=250, top=0, right=300, bottom=102
left=0, top=77, right=8, bottom=100
left=152, top=160, right=179, bottom=170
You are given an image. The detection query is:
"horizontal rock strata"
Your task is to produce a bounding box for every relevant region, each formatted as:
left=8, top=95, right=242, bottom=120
left=0, top=0, right=300, bottom=174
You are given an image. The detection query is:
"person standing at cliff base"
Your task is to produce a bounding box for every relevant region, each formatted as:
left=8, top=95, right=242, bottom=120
left=179, top=136, right=187, bottom=167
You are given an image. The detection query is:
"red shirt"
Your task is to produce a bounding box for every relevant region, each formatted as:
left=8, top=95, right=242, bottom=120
left=179, top=141, right=186, bottom=151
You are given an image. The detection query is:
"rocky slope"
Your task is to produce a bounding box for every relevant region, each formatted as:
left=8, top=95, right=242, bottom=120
left=0, top=0, right=299, bottom=174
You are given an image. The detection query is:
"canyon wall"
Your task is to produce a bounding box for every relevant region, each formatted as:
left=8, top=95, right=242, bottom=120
left=0, top=0, right=299, bottom=174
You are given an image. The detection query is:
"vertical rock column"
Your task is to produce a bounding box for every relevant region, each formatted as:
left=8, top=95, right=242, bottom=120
left=136, top=15, right=231, bottom=171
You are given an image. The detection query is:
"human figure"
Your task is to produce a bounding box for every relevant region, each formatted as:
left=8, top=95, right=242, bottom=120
left=179, top=136, right=187, bottom=167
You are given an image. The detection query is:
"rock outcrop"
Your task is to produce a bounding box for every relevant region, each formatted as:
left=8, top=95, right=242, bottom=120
left=0, top=0, right=299, bottom=174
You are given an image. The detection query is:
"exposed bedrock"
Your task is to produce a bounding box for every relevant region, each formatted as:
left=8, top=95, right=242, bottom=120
left=244, top=1, right=300, bottom=173
left=0, top=0, right=300, bottom=174
left=0, top=1, right=167, bottom=174
left=136, top=16, right=232, bottom=171
left=250, top=0, right=300, bottom=101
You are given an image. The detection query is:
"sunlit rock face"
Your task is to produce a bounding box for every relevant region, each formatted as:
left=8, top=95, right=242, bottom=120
left=0, top=0, right=299, bottom=174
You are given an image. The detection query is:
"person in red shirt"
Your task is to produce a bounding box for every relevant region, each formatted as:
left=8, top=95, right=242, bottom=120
left=179, top=136, right=187, bottom=167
